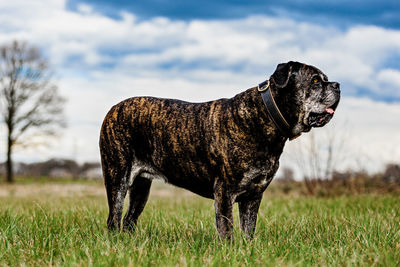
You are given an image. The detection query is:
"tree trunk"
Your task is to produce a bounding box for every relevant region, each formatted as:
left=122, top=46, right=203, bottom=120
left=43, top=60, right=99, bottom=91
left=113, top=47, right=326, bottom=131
left=6, top=133, right=14, bottom=183
left=304, top=176, right=315, bottom=195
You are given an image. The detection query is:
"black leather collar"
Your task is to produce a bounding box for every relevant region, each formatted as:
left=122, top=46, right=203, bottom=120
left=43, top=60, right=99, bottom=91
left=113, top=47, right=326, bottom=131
left=258, top=80, right=300, bottom=140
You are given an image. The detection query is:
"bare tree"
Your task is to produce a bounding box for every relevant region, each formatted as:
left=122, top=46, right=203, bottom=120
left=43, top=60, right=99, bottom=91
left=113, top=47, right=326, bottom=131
left=0, top=40, right=66, bottom=183
left=289, top=122, right=348, bottom=194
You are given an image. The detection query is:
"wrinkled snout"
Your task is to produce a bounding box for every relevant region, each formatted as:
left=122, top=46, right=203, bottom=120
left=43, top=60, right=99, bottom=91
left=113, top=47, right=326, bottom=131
left=330, top=82, right=341, bottom=95
left=329, top=81, right=341, bottom=109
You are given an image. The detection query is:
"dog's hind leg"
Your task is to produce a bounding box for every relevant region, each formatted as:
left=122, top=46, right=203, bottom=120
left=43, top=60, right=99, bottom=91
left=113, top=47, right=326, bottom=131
left=100, top=103, right=139, bottom=232
left=122, top=176, right=152, bottom=232
left=100, top=135, right=131, bottom=232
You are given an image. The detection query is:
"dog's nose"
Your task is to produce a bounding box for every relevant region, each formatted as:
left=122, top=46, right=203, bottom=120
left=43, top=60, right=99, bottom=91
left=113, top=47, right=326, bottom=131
left=331, top=82, right=340, bottom=94
left=332, top=82, right=340, bottom=89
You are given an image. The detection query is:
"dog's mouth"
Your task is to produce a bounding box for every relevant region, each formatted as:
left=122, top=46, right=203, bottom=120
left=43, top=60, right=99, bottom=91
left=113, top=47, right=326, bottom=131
left=308, top=101, right=339, bottom=128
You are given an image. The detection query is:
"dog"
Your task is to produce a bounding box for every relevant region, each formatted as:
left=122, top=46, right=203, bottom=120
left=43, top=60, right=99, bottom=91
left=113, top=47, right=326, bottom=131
left=99, top=61, right=340, bottom=239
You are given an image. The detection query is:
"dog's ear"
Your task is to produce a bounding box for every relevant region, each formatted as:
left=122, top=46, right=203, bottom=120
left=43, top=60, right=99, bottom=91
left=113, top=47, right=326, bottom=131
left=271, top=61, right=300, bottom=88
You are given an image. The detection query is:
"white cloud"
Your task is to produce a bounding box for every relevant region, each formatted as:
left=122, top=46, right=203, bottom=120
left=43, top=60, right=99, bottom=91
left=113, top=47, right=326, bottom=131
left=0, top=0, right=399, bottom=175
left=376, top=69, right=400, bottom=97
left=77, top=3, right=93, bottom=14
left=1, top=1, right=399, bottom=87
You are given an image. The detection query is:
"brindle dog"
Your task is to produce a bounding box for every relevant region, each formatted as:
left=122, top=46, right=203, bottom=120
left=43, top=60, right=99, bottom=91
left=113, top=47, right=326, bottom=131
left=99, top=61, right=340, bottom=239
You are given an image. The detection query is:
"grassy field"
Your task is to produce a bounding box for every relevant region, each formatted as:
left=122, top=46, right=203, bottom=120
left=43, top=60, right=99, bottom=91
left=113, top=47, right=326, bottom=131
left=0, top=180, right=399, bottom=266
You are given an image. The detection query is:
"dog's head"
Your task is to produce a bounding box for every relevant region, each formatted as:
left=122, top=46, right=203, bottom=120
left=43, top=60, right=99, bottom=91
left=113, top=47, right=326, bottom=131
left=269, top=61, right=340, bottom=136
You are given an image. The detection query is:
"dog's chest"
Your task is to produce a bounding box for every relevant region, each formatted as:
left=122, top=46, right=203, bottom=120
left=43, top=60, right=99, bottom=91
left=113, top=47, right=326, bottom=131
left=236, top=162, right=278, bottom=196
left=240, top=167, right=271, bottom=186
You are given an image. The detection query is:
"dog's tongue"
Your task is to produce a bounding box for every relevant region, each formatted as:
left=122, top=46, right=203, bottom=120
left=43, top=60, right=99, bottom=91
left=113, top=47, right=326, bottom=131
left=325, top=108, right=335, bottom=115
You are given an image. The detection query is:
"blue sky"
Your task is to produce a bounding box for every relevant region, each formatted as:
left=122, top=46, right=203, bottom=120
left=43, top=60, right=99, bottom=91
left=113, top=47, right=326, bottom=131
left=61, top=0, right=400, bottom=103
left=68, top=0, right=400, bottom=29
left=0, top=0, right=399, bottom=175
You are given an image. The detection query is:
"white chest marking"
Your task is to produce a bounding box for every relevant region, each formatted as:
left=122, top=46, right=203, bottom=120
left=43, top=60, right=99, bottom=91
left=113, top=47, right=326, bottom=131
left=129, top=159, right=168, bottom=186
left=240, top=167, right=270, bottom=187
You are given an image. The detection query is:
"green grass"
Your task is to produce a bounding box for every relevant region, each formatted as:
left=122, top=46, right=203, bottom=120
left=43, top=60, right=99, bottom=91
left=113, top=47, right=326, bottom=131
left=9, top=175, right=103, bottom=185
left=0, top=184, right=399, bottom=266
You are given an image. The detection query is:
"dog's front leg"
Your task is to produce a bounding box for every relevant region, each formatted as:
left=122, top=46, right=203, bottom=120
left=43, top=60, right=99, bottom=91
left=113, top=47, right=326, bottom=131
left=213, top=179, right=235, bottom=239
left=238, top=196, right=262, bottom=239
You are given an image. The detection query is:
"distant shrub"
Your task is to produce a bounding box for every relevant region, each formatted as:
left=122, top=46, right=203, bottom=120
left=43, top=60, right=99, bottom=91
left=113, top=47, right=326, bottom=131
left=273, top=164, right=400, bottom=196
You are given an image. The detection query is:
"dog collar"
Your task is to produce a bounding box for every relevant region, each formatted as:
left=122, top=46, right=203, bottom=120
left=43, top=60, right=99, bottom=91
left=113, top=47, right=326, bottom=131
left=258, top=80, right=300, bottom=140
